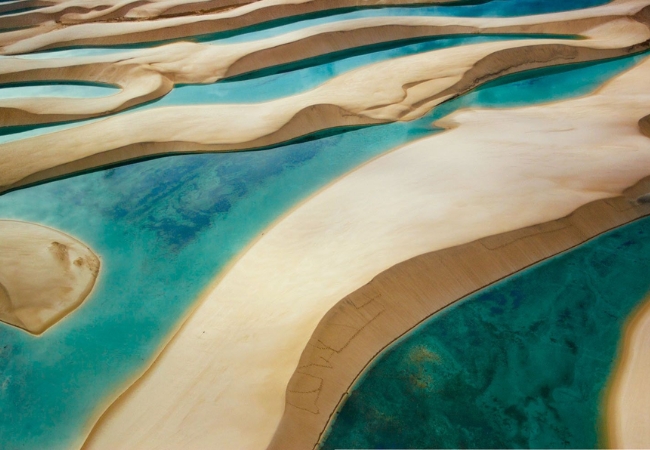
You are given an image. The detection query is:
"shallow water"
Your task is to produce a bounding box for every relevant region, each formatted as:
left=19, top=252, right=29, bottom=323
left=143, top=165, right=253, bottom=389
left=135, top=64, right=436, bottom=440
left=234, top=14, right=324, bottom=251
left=0, top=49, right=644, bottom=450
left=0, top=82, right=120, bottom=99
left=320, top=216, right=650, bottom=449
left=213, top=0, right=608, bottom=45
left=147, top=34, right=542, bottom=107
left=0, top=33, right=559, bottom=142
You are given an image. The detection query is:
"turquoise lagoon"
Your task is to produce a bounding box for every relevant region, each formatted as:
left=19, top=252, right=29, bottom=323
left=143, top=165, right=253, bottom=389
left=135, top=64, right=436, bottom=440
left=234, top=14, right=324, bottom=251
left=0, top=81, right=120, bottom=100
left=17, top=0, right=609, bottom=56
left=212, top=0, right=609, bottom=46
left=0, top=51, right=646, bottom=449
left=320, top=217, right=650, bottom=450
left=0, top=33, right=567, bottom=143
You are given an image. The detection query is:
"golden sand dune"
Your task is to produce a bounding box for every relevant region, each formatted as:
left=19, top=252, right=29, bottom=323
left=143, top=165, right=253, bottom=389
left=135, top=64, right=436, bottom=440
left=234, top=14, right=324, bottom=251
left=81, top=46, right=650, bottom=450
left=0, top=0, right=255, bottom=30
left=2, top=4, right=644, bottom=125
left=0, top=63, right=172, bottom=127
left=272, top=177, right=650, bottom=450
left=1, top=4, right=648, bottom=193
left=0, top=220, right=100, bottom=335
left=0, top=0, right=479, bottom=52
left=607, top=294, right=650, bottom=448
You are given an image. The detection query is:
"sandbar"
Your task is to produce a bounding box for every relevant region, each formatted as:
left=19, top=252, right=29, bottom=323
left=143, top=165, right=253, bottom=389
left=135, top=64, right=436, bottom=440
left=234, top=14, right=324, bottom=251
left=0, top=219, right=100, bottom=335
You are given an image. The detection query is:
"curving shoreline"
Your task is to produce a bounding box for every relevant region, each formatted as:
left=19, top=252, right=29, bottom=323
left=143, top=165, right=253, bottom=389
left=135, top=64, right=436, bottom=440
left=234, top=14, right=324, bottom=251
left=604, top=294, right=650, bottom=448
left=82, top=52, right=650, bottom=450
left=271, top=176, right=650, bottom=450
left=2, top=26, right=649, bottom=192
left=1, top=0, right=649, bottom=448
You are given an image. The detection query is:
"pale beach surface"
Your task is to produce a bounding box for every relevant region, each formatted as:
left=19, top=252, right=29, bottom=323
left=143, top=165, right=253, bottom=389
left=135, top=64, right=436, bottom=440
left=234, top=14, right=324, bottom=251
left=82, top=50, right=650, bottom=450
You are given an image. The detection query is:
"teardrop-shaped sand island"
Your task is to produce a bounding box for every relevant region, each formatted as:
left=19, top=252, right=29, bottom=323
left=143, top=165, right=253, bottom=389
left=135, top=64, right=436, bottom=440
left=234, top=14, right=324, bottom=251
left=0, top=220, right=100, bottom=335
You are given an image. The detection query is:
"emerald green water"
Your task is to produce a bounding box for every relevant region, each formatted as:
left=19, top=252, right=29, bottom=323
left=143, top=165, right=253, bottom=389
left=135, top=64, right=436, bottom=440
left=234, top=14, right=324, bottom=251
left=320, top=217, right=650, bottom=449
left=0, top=49, right=645, bottom=450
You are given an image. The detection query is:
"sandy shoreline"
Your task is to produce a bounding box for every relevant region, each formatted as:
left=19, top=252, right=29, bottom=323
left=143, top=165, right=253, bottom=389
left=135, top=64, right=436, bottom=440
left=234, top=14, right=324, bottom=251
left=604, top=294, right=650, bottom=448
left=273, top=178, right=650, bottom=450
left=2, top=18, right=649, bottom=192
left=0, top=0, right=530, bottom=52
left=81, top=52, right=650, bottom=450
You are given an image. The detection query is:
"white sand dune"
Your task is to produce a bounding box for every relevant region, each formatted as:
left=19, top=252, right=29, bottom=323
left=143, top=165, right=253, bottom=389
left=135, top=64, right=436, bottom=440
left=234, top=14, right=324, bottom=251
left=1, top=11, right=648, bottom=192
left=82, top=48, right=650, bottom=450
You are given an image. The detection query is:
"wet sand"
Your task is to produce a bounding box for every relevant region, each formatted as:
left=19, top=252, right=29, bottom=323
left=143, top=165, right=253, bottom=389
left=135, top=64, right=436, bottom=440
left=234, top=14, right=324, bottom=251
left=1, top=10, right=649, bottom=192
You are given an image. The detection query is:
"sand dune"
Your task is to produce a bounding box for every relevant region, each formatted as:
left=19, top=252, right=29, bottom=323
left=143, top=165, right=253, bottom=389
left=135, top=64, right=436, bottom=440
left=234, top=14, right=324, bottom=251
left=0, top=0, right=514, bottom=51
left=640, top=113, right=650, bottom=137
left=0, top=220, right=100, bottom=335
left=607, top=294, right=650, bottom=448
left=272, top=177, right=650, bottom=450
left=82, top=46, right=650, bottom=450
left=1, top=7, right=648, bottom=193
left=1, top=3, right=645, bottom=125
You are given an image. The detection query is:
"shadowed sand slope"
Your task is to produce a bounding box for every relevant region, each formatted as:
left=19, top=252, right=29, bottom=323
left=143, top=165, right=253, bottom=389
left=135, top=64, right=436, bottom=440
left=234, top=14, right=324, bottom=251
left=1, top=3, right=650, bottom=192
left=0, top=220, right=100, bottom=335
left=272, top=178, right=650, bottom=450
left=607, top=293, right=650, bottom=448
left=0, top=0, right=517, bottom=50
left=1, top=2, right=647, bottom=126
left=82, top=50, right=650, bottom=450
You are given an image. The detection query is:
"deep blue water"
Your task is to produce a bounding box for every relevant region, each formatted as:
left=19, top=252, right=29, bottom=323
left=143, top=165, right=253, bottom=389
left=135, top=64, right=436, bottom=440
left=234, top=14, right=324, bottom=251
left=0, top=45, right=645, bottom=450
left=320, top=217, right=650, bottom=449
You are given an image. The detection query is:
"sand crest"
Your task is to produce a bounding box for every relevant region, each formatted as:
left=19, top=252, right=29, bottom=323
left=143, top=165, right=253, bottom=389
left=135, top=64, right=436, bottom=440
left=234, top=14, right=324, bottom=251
left=82, top=46, right=650, bottom=450
left=1, top=10, right=649, bottom=192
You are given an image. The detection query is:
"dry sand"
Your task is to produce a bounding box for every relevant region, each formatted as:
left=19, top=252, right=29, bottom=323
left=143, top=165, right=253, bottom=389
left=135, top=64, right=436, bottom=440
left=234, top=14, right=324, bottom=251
left=0, top=0, right=647, bottom=123
left=605, top=294, right=650, bottom=449
left=0, top=0, right=529, bottom=51
left=1, top=4, right=645, bottom=129
left=1, top=9, right=649, bottom=192
left=81, top=49, right=650, bottom=450
left=271, top=177, right=650, bottom=450
left=0, top=220, right=100, bottom=335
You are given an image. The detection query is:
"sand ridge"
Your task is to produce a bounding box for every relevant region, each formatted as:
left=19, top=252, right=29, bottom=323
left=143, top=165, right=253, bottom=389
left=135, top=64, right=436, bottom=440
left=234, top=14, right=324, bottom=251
left=81, top=47, right=650, bottom=450
left=0, top=0, right=506, bottom=52
left=276, top=180, right=650, bottom=450
left=606, top=293, right=650, bottom=448
left=1, top=8, right=649, bottom=193
left=1, top=6, right=644, bottom=123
